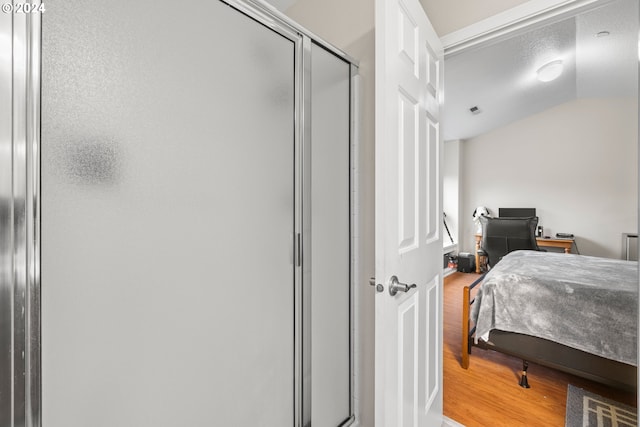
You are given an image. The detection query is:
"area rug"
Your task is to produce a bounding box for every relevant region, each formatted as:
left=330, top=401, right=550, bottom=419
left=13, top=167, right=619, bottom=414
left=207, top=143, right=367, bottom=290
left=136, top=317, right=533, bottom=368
left=565, top=384, right=637, bottom=427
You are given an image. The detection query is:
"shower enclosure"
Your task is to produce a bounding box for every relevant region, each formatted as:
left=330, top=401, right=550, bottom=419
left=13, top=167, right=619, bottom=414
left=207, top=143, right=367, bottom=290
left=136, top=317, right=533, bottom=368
left=1, top=1, right=357, bottom=425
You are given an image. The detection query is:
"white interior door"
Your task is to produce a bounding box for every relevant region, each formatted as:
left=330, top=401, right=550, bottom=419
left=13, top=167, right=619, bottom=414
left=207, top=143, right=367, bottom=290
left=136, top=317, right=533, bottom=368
left=374, top=0, right=444, bottom=425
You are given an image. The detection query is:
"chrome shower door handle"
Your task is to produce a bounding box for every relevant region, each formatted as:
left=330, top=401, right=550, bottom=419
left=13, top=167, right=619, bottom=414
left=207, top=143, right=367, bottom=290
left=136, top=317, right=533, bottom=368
left=388, top=275, right=416, bottom=296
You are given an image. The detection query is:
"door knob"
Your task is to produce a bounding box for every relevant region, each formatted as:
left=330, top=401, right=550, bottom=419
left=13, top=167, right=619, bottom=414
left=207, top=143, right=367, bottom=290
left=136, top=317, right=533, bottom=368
left=388, top=275, right=416, bottom=296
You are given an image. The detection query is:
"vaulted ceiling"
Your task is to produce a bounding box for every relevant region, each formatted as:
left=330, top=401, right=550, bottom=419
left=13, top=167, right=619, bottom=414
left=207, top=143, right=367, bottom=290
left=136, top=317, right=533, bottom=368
left=442, top=0, right=639, bottom=141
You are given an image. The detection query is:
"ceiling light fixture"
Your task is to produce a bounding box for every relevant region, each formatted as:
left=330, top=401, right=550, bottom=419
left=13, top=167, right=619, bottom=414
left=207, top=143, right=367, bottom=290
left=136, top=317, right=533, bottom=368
left=596, top=31, right=610, bottom=38
left=536, top=59, right=563, bottom=82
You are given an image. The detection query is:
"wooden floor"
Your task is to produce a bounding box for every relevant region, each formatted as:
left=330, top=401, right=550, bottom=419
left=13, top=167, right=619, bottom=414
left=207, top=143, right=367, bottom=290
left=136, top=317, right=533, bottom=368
left=443, top=272, right=637, bottom=427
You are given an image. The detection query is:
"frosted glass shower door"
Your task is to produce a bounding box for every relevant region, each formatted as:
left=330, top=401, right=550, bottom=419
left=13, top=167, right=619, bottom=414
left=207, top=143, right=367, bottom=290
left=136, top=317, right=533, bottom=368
left=310, top=43, right=352, bottom=426
left=41, top=1, right=296, bottom=426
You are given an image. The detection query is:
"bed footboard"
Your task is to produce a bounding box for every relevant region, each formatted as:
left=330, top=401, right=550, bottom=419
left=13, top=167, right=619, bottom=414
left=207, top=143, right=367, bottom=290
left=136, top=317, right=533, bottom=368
left=461, top=273, right=486, bottom=369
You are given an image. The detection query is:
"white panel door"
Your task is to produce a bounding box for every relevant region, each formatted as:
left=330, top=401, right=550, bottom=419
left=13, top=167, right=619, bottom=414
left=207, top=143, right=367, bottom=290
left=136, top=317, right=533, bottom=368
left=375, top=0, right=444, bottom=425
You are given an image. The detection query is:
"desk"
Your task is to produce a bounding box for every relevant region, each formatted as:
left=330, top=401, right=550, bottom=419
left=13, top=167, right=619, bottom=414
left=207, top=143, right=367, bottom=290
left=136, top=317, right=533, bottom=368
left=535, top=237, right=574, bottom=253
left=474, top=234, right=573, bottom=273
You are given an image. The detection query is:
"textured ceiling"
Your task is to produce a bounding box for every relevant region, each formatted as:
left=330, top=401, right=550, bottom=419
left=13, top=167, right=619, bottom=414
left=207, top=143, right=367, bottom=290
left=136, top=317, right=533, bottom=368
left=442, top=0, right=639, bottom=141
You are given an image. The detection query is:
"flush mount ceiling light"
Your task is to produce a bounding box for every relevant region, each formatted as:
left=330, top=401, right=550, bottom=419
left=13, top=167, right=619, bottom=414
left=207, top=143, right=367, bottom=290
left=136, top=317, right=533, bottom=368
left=536, top=59, right=564, bottom=82
left=596, top=31, right=610, bottom=38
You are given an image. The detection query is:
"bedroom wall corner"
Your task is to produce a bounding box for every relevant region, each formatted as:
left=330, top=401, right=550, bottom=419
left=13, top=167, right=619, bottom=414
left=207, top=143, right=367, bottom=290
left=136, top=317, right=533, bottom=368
left=460, top=97, right=638, bottom=260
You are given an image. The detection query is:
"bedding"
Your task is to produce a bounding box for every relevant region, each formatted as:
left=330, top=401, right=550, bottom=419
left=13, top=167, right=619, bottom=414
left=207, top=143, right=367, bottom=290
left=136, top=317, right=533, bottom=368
left=471, top=250, right=638, bottom=366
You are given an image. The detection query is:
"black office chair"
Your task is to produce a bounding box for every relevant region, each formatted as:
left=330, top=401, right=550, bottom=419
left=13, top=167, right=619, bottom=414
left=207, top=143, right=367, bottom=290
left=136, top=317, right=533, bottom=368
left=479, top=216, right=541, bottom=268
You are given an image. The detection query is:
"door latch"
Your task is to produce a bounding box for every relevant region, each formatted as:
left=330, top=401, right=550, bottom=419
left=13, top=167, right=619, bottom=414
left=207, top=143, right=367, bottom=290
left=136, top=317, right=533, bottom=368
left=369, top=277, right=384, bottom=293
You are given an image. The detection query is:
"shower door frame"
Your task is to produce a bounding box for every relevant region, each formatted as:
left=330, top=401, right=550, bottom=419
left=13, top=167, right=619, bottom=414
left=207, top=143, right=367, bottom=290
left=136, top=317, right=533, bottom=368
left=2, top=1, right=359, bottom=426
left=1, top=8, right=42, bottom=427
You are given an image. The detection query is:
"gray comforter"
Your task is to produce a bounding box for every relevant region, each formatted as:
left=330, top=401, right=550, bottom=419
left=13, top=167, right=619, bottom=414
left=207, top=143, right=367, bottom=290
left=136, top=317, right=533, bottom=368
left=472, top=250, right=638, bottom=366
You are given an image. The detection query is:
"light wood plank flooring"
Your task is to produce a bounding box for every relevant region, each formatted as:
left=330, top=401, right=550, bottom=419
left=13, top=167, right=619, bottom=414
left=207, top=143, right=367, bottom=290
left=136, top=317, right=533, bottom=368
left=443, top=272, right=637, bottom=427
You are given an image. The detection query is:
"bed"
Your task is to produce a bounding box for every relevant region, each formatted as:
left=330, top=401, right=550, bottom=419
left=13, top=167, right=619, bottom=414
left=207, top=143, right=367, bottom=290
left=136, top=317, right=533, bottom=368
left=461, top=250, right=638, bottom=391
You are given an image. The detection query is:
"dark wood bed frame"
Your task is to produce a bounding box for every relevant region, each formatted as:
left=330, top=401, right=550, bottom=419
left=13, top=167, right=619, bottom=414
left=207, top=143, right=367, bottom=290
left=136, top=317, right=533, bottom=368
left=462, top=274, right=637, bottom=392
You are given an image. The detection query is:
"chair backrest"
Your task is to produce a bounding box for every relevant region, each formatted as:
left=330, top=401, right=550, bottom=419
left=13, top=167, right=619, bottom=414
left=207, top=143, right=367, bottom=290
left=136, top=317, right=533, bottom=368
left=479, top=216, right=539, bottom=267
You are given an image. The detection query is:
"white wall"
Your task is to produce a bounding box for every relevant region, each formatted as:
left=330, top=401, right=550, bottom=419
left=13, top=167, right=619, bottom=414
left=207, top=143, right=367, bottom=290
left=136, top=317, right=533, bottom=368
left=420, top=0, right=529, bottom=36
left=460, top=97, right=638, bottom=259
left=443, top=140, right=461, bottom=247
